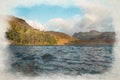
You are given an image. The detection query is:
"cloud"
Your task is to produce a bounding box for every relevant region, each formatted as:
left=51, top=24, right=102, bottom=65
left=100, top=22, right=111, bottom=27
left=0, top=0, right=113, bottom=35
left=45, top=18, right=73, bottom=33
left=0, top=0, right=76, bottom=14
left=45, top=16, right=82, bottom=35
left=75, top=13, right=114, bottom=32
left=0, top=0, right=115, bottom=36
left=73, top=0, right=113, bottom=32
left=45, top=13, right=113, bottom=35
left=0, top=0, right=110, bottom=15
left=26, top=20, right=45, bottom=30
left=14, top=0, right=114, bottom=35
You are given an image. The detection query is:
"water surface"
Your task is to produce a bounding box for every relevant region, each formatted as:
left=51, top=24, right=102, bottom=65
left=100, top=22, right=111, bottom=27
left=9, top=45, right=114, bottom=75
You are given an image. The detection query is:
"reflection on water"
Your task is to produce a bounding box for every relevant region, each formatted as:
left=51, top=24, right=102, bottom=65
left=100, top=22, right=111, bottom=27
left=9, top=45, right=114, bottom=75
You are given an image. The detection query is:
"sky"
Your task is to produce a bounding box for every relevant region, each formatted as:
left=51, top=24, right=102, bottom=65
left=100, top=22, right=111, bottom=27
left=12, top=0, right=114, bottom=35
left=14, top=4, right=84, bottom=23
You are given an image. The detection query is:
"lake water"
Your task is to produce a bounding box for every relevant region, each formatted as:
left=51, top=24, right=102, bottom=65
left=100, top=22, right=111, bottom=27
left=9, top=45, right=114, bottom=76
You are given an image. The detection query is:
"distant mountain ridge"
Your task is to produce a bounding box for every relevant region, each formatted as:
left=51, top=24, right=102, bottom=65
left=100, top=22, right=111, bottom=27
left=72, top=30, right=116, bottom=45
left=73, top=30, right=101, bottom=40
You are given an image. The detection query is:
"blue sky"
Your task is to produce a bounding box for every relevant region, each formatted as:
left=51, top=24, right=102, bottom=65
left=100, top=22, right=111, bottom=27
left=12, top=2, right=114, bottom=34
left=14, top=4, right=84, bottom=23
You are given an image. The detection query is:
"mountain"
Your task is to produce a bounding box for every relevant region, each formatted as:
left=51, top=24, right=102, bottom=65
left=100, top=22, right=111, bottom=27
left=6, top=16, right=57, bottom=45
left=72, top=30, right=116, bottom=45
left=6, top=16, right=116, bottom=45
left=6, top=16, right=75, bottom=45
left=96, top=32, right=116, bottom=43
left=73, top=30, right=101, bottom=40
left=46, top=31, right=76, bottom=45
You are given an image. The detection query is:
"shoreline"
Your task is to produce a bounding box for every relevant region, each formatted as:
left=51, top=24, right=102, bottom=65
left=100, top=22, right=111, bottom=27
left=9, top=44, right=114, bottom=46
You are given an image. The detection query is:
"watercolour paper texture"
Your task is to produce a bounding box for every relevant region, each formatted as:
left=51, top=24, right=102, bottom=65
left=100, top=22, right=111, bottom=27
left=0, top=0, right=120, bottom=80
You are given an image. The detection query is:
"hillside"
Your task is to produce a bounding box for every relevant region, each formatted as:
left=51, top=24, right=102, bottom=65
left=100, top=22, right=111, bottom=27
left=46, top=31, right=76, bottom=45
left=6, top=16, right=76, bottom=45
left=6, top=16, right=116, bottom=45
left=6, top=16, right=57, bottom=45
left=72, top=30, right=116, bottom=45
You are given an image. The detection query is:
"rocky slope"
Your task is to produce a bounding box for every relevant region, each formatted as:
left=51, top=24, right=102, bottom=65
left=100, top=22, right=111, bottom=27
left=72, top=30, right=116, bottom=45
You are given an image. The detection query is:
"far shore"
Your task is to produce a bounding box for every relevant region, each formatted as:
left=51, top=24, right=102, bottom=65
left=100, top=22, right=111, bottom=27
left=9, top=43, right=114, bottom=46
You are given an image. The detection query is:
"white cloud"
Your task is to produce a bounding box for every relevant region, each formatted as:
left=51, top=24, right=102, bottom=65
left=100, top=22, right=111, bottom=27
left=26, top=20, right=45, bottom=30
left=45, top=17, right=82, bottom=35
left=0, top=0, right=113, bottom=35
left=75, top=13, right=114, bottom=32
left=45, top=12, right=113, bottom=35
left=0, top=0, right=110, bottom=14
left=45, top=18, right=73, bottom=34
left=0, top=0, right=76, bottom=14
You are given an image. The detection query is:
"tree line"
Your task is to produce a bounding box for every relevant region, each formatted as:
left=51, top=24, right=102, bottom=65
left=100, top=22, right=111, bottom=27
left=6, top=19, right=57, bottom=45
